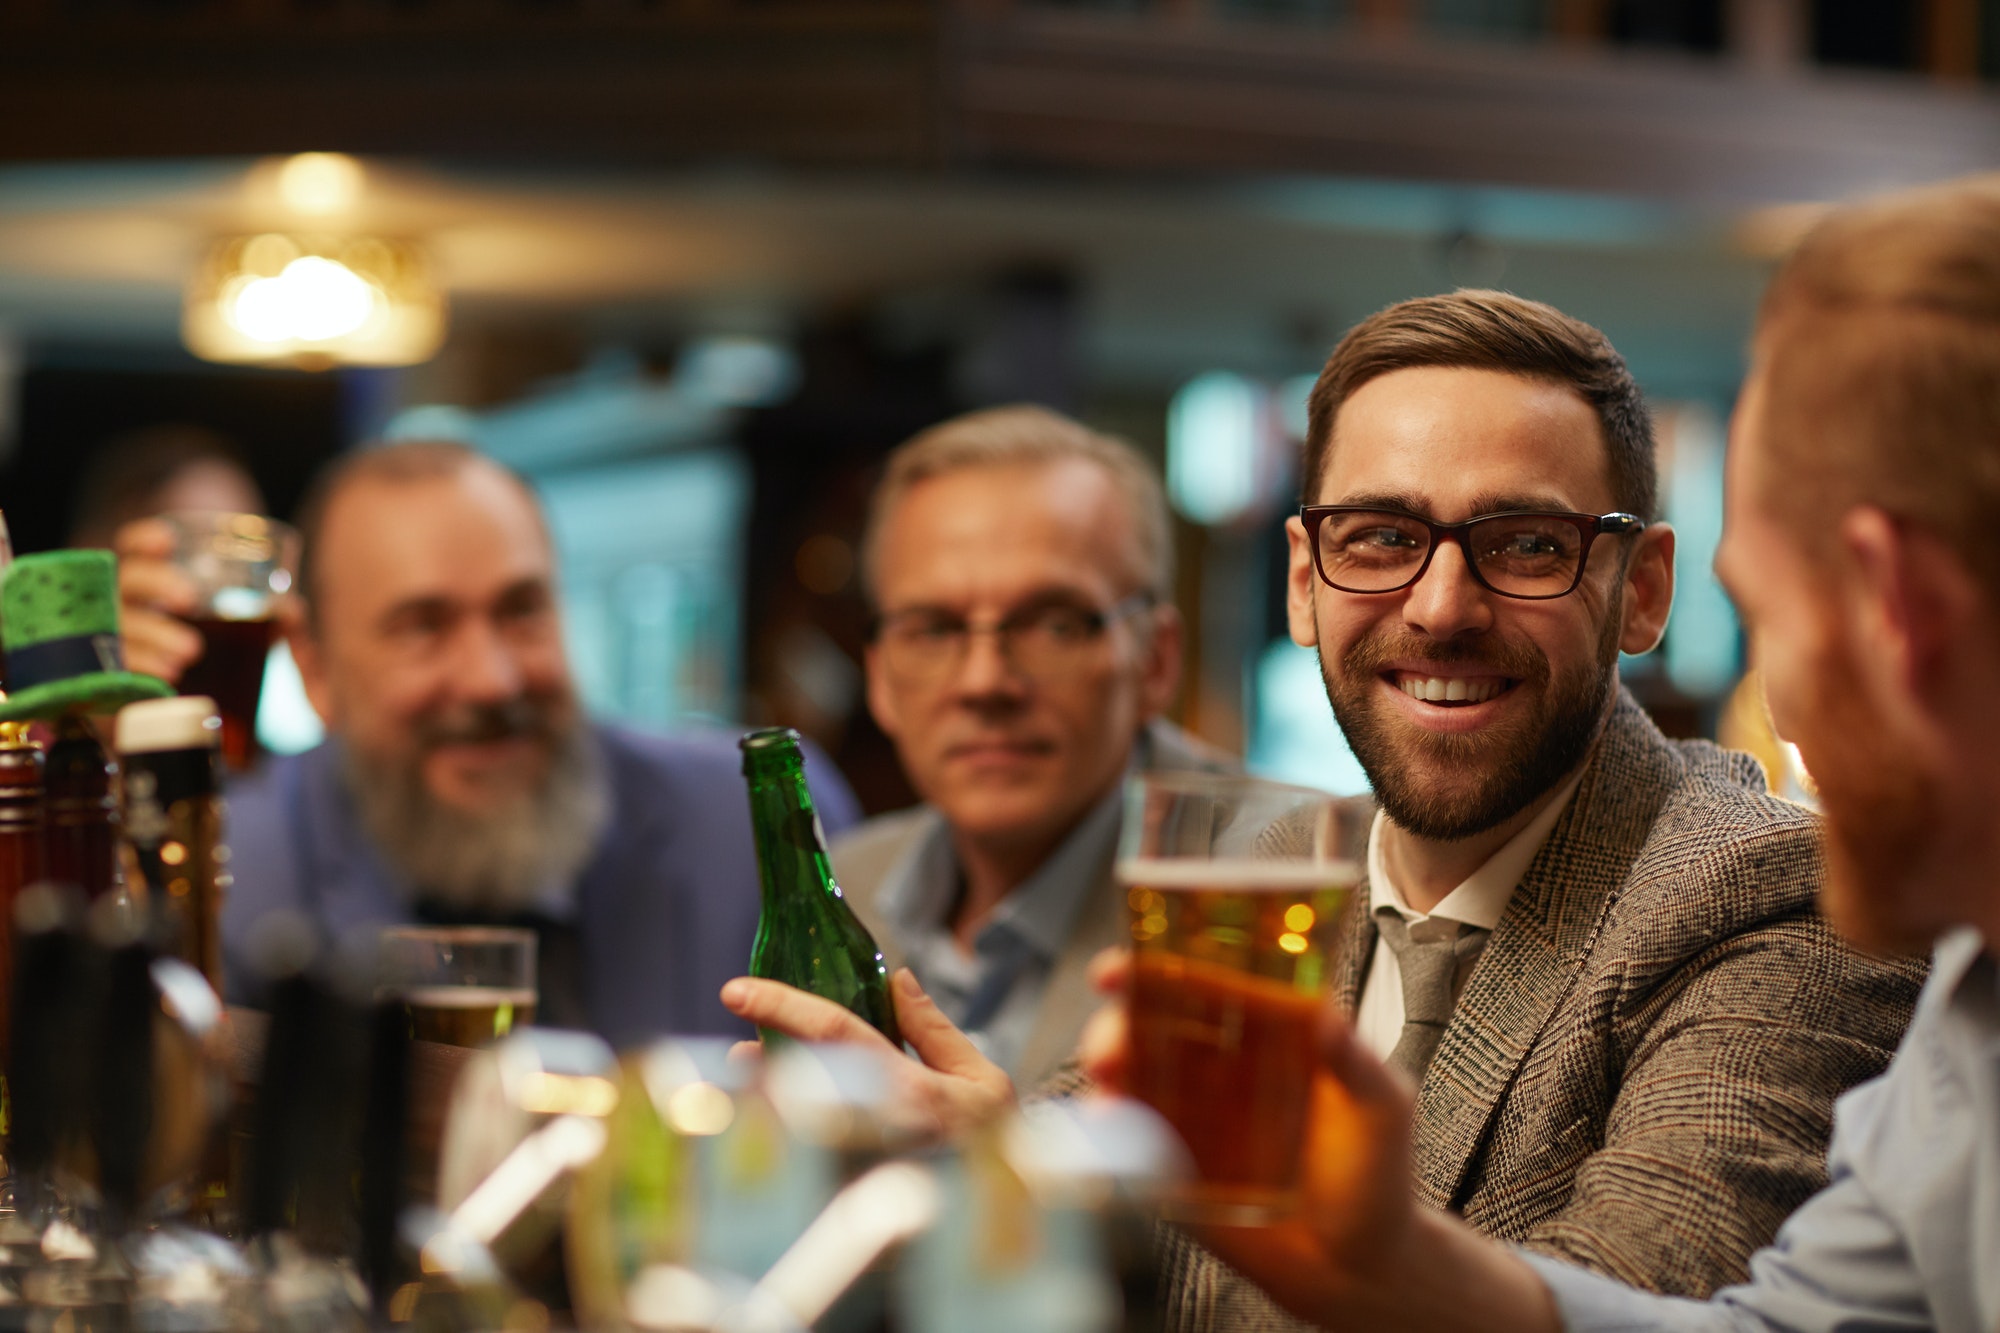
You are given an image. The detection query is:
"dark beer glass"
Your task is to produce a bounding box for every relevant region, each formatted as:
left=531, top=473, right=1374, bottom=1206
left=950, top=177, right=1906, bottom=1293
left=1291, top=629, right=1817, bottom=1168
left=162, top=511, right=297, bottom=773
left=1119, top=772, right=1366, bottom=1224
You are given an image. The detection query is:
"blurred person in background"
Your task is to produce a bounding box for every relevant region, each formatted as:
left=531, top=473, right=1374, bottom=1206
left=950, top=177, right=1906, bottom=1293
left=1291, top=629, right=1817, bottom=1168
left=819, top=406, right=1231, bottom=1088
left=69, top=424, right=265, bottom=549
left=1102, top=173, right=2000, bottom=1333
left=118, top=440, right=859, bottom=1047
left=726, top=295, right=1922, bottom=1309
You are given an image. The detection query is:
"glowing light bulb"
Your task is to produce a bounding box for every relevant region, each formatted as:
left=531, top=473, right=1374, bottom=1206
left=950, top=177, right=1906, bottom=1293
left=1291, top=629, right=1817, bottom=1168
left=280, top=256, right=375, bottom=340
left=227, top=275, right=294, bottom=344
left=224, top=257, right=376, bottom=344
left=187, top=231, right=444, bottom=367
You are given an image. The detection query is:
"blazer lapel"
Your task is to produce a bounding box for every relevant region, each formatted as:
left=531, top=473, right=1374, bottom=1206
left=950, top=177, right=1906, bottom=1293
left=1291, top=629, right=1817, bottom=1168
left=1333, top=875, right=1376, bottom=1016
left=1406, top=690, right=1683, bottom=1211
left=1013, top=852, right=1127, bottom=1088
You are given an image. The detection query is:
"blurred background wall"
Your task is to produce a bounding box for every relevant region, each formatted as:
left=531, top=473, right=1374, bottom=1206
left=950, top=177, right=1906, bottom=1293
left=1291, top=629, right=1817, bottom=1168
left=1, top=0, right=1993, bottom=809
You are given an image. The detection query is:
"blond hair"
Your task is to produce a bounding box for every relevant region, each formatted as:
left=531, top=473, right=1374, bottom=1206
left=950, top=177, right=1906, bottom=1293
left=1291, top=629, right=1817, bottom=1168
left=1756, top=176, right=2000, bottom=592
left=861, top=405, right=1173, bottom=602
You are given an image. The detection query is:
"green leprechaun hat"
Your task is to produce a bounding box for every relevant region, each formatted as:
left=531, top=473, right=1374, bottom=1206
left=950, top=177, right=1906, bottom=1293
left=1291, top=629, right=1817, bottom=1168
left=0, top=550, right=172, bottom=722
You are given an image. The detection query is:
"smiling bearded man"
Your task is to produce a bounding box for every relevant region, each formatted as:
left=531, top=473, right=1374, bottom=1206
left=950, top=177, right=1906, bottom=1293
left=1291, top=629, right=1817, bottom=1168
left=117, top=440, right=860, bottom=1049
left=1149, top=289, right=1926, bottom=1328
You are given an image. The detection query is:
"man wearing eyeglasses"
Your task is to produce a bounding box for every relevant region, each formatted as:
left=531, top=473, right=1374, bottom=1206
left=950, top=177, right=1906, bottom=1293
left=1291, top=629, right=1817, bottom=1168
left=823, top=404, right=1231, bottom=1088
left=1138, top=289, right=1924, bottom=1322
left=723, top=294, right=1922, bottom=1308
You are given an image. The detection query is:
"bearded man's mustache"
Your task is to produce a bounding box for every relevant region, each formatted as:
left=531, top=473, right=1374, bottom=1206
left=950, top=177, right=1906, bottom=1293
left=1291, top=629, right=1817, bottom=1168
left=1342, top=628, right=1548, bottom=689
left=412, top=698, right=560, bottom=750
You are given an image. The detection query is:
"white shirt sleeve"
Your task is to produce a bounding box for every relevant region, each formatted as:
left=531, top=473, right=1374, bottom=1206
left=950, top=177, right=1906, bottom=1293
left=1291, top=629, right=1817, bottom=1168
left=1525, top=1158, right=1932, bottom=1332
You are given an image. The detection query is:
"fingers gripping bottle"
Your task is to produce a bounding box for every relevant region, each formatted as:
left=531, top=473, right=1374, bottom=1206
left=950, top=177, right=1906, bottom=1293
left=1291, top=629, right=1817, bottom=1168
left=738, top=728, right=900, bottom=1048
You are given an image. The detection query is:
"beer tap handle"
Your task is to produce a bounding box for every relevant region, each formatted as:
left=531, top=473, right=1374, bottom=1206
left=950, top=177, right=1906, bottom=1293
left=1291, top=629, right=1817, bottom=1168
left=244, top=969, right=325, bottom=1244
left=8, top=886, right=85, bottom=1189
left=89, top=928, right=156, bottom=1234
left=357, top=996, right=412, bottom=1315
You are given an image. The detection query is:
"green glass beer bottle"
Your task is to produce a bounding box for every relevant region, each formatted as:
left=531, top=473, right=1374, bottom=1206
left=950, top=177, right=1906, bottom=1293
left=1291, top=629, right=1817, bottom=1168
left=739, top=728, right=901, bottom=1048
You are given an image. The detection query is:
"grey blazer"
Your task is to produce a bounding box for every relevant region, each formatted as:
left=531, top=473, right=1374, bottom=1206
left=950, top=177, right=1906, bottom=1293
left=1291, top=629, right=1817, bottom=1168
left=1162, top=689, right=1925, bottom=1326
left=829, top=719, right=1236, bottom=1089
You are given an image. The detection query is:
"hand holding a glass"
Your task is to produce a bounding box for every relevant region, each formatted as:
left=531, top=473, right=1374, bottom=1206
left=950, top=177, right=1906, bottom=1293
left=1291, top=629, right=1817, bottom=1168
left=116, top=511, right=298, bottom=770
left=115, top=517, right=208, bottom=684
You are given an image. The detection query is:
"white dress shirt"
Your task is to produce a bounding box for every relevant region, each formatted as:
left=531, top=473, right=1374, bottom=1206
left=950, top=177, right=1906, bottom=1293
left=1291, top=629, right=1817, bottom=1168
left=1355, top=772, right=1584, bottom=1061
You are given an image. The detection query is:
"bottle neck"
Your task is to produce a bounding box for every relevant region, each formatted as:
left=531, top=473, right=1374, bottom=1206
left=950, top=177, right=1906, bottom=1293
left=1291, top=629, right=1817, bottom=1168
left=744, top=759, right=837, bottom=904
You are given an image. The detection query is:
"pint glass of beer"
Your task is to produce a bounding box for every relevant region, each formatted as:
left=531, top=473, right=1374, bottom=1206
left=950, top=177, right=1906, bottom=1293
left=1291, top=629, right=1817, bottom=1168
left=1119, top=772, right=1367, bottom=1224
left=380, top=926, right=538, bottom=1048
left=161, top=511, right=299, bottom=773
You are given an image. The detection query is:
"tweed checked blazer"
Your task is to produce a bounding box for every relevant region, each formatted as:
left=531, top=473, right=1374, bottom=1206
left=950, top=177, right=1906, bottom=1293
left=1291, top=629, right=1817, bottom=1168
left=1161, top=690, right=1924, bottom=1329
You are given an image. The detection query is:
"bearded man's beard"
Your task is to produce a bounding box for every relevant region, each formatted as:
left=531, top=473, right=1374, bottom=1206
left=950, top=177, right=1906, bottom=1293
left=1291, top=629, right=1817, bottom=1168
left=343, top=700, right=612, bottom=917
left=1784, top=633, right=1939, bottom=956
left=1325, top=609, right=1620, bottom=842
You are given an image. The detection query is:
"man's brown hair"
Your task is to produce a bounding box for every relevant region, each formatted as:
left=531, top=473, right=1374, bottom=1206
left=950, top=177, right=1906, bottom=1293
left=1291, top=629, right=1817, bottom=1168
left=1302, top=289, right=1658, bottom=520
left=1754, top=176, right=2000, bottom=593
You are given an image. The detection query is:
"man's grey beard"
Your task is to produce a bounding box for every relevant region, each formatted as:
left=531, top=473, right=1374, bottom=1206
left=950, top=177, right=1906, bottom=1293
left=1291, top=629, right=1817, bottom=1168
left=343, top=723, right=613, bottom=917
left=1323, top=604, right=1620, bottom=843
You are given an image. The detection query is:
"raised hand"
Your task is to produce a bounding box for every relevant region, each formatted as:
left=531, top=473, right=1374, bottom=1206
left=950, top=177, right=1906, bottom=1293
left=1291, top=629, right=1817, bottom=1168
left=720, top=966, right=1016, bottom=1142
left=113, top=518, right=203, bottom=685
left=1078, top=944, right=1555, bottom=1330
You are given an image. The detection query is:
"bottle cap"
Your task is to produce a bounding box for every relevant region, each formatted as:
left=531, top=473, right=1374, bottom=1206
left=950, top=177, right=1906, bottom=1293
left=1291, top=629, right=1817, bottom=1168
left=116, top=695, right=223, bottom=754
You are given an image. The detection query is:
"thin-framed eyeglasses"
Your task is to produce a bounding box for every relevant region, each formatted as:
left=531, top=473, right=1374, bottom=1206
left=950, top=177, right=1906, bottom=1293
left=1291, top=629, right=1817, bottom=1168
left=871, top=592, right=1156, bottom=684
left=1299, top=505, right=1647, bottom=600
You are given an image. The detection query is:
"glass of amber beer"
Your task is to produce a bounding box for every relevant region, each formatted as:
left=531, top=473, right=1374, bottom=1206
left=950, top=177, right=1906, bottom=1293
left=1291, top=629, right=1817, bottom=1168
left=379, top=926, right=538, bottom=1047
left=1119, top=772, right=1367, bottom=1224
left=161, top=511, right=299, bottom=773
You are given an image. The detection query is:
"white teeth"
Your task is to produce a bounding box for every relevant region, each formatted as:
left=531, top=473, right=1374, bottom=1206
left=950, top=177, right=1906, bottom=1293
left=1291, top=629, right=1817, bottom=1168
left=1400, top=675, right=1504, bottom=705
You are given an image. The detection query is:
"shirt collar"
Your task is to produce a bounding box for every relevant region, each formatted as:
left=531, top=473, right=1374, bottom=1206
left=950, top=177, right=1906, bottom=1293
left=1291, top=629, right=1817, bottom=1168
left=1367, top=768, right=1584, bottom=930
left=875, top=767, right=1136, bottom=965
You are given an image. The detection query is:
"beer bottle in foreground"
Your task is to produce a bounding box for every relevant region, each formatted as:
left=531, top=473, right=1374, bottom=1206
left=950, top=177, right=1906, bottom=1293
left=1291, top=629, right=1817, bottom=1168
left=739, top=728, right=900, bottom=1048
left=117, top=695, right=228, bottom=993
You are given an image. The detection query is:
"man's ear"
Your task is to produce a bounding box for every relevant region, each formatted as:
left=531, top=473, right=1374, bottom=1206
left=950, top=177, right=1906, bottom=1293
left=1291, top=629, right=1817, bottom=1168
left=1285, top=516, right=1321, bottom=649
left=285, top=613, right=337, bottom=727
left=1839, top=507, right=1984, bottom=719
left=1618, top=522, right=1676, bottom=656
left=1136, top=601, right=1185, bottom=719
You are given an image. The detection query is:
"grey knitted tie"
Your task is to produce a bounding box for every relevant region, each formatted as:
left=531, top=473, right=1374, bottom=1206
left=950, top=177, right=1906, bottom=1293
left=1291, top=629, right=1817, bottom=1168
left=1374, top=908, right=1491, bottom=1084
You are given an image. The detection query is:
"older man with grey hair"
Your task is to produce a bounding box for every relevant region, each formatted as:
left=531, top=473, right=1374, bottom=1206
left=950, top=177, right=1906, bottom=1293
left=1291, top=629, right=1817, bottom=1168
left=828, top=405, right=1232, bottom=1087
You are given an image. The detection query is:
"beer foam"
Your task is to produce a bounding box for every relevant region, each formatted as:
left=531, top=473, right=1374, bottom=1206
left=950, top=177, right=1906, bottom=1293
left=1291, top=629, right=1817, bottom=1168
left=399, top=986, right=538, bottom=1008
left=1115, top=858, right=1362, bottom=890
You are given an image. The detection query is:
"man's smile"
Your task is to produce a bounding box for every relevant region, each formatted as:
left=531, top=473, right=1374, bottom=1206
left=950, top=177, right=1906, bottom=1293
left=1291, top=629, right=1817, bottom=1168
left=1387, top=669, right=1518, bottom=707
left=1371, top=662, right=1527, bottom=735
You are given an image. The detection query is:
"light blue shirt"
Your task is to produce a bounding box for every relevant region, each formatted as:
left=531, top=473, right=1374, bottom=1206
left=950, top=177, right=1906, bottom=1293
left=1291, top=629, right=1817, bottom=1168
left=873, top=780, right=1126, bottom=1077
left=1528, top=927, right=1999, bottom=1333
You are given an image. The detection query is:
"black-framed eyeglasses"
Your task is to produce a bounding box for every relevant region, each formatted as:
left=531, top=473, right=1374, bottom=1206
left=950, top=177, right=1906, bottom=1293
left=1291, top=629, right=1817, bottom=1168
left=1299, top=505, right=1647, bottom=600
left=870, top=592, right=1156, bottom=684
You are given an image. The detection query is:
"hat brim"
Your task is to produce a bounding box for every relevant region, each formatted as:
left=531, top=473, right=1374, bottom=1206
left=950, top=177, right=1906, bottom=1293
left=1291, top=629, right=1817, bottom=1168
left=0, top=672, right=174, bottom=722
